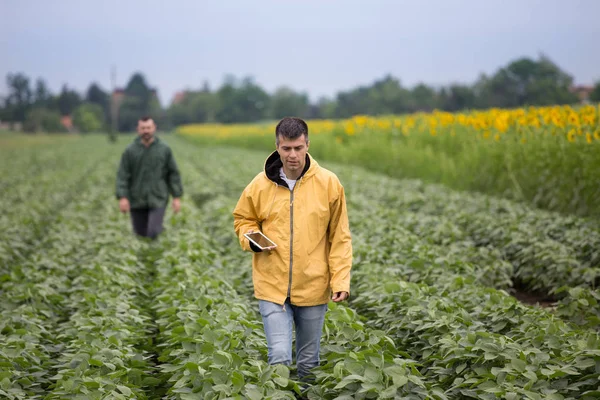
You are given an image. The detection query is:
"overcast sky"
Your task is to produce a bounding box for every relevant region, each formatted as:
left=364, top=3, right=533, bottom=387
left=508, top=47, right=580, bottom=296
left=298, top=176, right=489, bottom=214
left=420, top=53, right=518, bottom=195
left=1, top=0, right=599, bottom=105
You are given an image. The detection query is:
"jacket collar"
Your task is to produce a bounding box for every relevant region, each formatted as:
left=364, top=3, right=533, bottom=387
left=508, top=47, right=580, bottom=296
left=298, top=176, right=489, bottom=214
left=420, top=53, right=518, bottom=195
left=264, top=151, right=316, bottom=188
left=134, top=136, right=160, bottom=147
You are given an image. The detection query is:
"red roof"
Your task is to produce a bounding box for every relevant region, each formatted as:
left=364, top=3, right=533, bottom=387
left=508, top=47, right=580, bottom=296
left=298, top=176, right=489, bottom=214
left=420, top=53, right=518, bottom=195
left=61, top=115, right=73, bottom=130
left=172, top=91, right=187, bottom=105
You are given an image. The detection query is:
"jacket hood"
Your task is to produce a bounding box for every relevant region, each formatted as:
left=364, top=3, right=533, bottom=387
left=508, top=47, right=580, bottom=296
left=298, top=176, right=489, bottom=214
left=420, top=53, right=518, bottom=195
left=264, top=151, right=317, bottom=188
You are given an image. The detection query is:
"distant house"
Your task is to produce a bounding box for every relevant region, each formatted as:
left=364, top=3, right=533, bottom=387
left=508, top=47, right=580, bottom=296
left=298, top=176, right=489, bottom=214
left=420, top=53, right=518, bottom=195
left=570, top=85, right=595, bottom=104
left=112, top=88, right=126, bottom=109
left=61, top=115, right=74, bottom=132
left=172, top=91, right=187, bottom=105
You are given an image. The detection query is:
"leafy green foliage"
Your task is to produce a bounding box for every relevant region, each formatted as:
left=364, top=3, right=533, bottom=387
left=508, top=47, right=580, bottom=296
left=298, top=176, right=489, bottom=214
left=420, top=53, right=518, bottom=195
left=23, top=107, right=65, bottom=133
left=57, top=85, right=82, bottom=117
left=72, top=103, right=105, bottom=133
left=168, top=143, right=600, bottom=399
left=590, top=82, right=600, bottom=103
left=1, top=136, right=598, bottom=399
left=1, top=146, right=151, bottom=399
left=0, top=138, right=115, bottom=269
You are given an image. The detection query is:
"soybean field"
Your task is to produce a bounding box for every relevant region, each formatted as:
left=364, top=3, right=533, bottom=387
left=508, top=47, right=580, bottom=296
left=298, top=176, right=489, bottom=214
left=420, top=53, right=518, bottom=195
left=1, top=133, right=599, bottom=400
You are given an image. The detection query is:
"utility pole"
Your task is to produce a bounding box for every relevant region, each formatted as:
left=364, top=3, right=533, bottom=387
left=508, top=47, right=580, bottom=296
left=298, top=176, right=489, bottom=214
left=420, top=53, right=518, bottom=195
left=109, top=65, right=117, bottom=142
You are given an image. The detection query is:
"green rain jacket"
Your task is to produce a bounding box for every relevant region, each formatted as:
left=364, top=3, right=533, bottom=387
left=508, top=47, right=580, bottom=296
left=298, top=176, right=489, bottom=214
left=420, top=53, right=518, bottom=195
left=116, top=136, right=183, bottom=209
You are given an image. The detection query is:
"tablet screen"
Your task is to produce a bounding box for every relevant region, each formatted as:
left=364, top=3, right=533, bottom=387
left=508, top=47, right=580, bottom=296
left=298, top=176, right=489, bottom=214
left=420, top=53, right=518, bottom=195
left=245, top=232, right=277, bottom=249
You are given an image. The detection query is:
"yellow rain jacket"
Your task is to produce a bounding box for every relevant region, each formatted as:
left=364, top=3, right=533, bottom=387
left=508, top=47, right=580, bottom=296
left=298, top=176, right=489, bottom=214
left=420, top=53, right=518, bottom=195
left=233, top=151, right=352, bottom=306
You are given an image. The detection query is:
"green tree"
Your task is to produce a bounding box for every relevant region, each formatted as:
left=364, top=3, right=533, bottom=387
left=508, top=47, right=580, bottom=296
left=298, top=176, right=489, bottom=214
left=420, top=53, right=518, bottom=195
left=23, top=107, right=65, bottom=133
left=513, top=56, right=576, bottom=105
left=370, top=75, right=412, bottom=115
left=216, top=76, right=269, bottom=123
left=148, top=96, right=165, bottom=127
left=410, top=83, right=438, bottom=112
left=311, top=97, right=337, bottom=119
left=33, top=78, right=54, bottom=108
left=590, top=82, right=600, bottom=102
left=57, top=85, right=82, bottom=116
left=0, top=96, right=10, bottom=123
left=73, top=103, right=105, bottom=133
left=334, top=75, right=412, bottom=117
left=336, top=87, right=371, bottom=118
left=270, top=86, right=310, bottom=119
left=440, top=84, right=477, bottom=112
left=125, top=72, right=152, bottom=111
left=5, top=72, right=33, bottom=123
left=118, top=96, right=163, bottom=132
left=476, top=55, right=577, bottom=108
left=118, top=96, right=144, bottom=132
left=86, top=83, right=109, bottom=115
left=168, top=91, right=219, bottom=126
left=118, top=73, right=160, bottom=132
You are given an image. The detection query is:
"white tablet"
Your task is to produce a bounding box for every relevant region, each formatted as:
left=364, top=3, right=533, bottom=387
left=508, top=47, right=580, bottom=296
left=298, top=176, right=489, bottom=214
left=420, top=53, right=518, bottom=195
left=244, top=231, right=277, bottom=250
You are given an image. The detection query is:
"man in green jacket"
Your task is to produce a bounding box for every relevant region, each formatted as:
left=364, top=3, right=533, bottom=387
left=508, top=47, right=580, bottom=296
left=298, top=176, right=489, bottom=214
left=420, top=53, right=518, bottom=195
left=116, top=116, right=183, bottom=239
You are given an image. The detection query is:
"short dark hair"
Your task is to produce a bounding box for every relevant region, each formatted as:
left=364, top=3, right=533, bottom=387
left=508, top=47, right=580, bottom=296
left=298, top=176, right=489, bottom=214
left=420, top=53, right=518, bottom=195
left=275, top=117, right=308, bottom=144
left=139, top=115, right=153, bottom=122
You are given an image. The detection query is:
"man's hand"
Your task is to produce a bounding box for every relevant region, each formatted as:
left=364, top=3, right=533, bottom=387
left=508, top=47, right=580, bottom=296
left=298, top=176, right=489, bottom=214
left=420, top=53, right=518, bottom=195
left=172, top=198, right=181, bottom=214
left=119, top=198, right=130, bottom=214
left=247, top=230, right=276, bottom=252
left=332, top=291, right=349, bottom=302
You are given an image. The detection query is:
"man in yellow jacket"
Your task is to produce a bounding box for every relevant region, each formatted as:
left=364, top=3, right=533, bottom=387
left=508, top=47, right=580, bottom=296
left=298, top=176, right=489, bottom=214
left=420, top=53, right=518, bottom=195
left=233, top=117, right=352, bottom=381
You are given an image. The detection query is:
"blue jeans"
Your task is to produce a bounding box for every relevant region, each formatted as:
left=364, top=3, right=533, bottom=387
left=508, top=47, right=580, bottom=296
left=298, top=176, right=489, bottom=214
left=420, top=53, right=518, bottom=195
left=258, top=299, right=328, bottom=380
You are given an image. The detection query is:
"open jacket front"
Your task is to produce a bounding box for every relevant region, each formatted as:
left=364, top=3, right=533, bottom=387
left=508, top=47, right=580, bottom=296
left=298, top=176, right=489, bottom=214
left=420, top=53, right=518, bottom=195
left=233, top=152, right=352, bottom=306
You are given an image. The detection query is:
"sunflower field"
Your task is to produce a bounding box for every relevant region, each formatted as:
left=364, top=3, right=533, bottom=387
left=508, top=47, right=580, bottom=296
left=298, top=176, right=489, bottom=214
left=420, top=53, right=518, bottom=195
left=178, top=104, right=600, bottom=218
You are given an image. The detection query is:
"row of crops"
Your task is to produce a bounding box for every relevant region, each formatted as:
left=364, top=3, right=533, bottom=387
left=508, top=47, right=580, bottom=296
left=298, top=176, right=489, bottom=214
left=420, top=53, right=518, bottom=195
left=1, top=135, right=599, bottom=399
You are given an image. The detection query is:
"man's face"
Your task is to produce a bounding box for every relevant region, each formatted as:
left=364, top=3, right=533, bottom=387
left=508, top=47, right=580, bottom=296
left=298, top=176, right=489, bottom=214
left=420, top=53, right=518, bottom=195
left=137, top=119, right=156, bottom=141
left=276, top=134, right=309, bottom=174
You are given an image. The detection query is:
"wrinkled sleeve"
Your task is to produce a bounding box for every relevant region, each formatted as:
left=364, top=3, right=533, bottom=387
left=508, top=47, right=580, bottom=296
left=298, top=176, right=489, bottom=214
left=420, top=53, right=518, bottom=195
left=116, top=150, right=130, bottom=199
left=167, top=148, right=183, bottom=198
left=328, top=184, right=352, bottom=294
left=233, top=184, right=262, bottom=252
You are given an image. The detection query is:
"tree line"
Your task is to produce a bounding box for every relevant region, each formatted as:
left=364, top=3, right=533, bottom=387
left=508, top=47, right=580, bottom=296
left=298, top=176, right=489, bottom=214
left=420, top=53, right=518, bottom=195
left=0, top=72, right=161, bottom=133
left=1, top=55, right=598, bottom=133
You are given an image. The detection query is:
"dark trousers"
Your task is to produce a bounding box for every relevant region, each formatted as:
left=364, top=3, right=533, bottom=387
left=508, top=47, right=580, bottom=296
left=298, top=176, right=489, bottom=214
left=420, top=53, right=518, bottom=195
left=130, top=208, right=166, bottom=239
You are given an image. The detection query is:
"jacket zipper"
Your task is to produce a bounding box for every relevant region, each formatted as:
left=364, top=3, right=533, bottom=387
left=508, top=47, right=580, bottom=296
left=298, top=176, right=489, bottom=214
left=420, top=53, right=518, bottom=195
left=287, top=177, right=302, bottom=300
left=287, top=186, right=294, bottom=299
